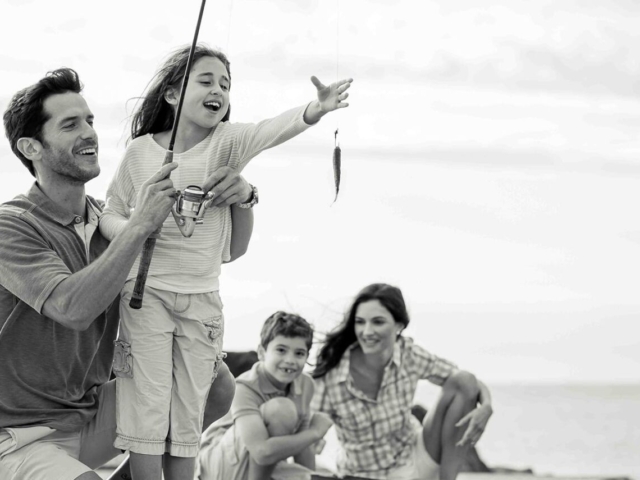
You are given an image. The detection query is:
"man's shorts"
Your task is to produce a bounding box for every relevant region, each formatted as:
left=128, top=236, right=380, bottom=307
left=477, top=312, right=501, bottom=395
left=0, top=380, right=121, bottom=480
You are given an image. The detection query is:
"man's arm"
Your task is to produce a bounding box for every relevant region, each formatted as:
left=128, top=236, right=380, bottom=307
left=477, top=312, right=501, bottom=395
left=42, top=163, right=178, bottom=330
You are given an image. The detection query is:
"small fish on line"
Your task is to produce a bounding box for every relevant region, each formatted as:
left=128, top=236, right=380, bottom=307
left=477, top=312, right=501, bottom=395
left=333, top=129, right=341, bottom=203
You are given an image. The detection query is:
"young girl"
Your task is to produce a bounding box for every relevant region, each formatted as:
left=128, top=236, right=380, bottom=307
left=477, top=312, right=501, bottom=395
left=99, top=44, right=352, bottom=480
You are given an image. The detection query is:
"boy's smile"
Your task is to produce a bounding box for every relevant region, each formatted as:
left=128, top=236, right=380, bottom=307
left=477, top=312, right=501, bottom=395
left=260, top=335, right=309, bottom=390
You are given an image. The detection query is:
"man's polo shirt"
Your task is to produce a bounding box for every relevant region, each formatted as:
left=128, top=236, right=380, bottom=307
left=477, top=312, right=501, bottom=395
left=0, top=183, right=119, bottom=432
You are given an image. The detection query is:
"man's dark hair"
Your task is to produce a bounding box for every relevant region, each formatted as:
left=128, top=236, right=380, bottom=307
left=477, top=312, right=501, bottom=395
left=3, top=68, right=83, bottom=177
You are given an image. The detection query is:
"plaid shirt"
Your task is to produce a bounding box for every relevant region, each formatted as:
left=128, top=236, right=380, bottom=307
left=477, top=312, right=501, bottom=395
left=311, top=336, right=457, bottom=479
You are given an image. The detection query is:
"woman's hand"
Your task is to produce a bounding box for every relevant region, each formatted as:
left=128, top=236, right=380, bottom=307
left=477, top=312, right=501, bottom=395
left=455, top=403, right=493, bottom=447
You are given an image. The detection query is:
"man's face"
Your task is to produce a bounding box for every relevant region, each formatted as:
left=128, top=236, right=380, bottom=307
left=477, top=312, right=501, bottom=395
left=37, top=92, right=100, bottom=184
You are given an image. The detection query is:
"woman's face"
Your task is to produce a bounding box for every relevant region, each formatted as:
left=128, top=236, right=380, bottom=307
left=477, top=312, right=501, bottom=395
left=354, top=300, right=402, bottom=359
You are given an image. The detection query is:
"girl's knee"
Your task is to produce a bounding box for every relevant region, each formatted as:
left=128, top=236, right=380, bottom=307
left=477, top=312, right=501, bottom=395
left=260, top=397, right=298, bottom=437
left=444, top=370, right=479, bottom=399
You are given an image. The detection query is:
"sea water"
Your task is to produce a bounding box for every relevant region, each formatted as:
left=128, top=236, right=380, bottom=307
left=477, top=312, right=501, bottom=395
left=416, top=383, right=640, bottom=479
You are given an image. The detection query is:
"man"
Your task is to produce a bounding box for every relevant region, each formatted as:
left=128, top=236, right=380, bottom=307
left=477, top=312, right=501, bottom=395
left=0, top=68, right=250, bottom=480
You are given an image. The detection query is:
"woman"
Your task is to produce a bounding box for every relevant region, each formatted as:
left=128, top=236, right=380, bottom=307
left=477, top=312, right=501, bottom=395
left=311, top=283, right=493, bottom=480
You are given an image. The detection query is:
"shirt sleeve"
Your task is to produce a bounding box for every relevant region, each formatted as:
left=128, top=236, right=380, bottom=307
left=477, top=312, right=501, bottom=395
left=411, top=342, right=458, bottom=386
left=0, top=213, right=71, bottom=314
left=298, top=374, right=316, bottom=430
left=310, top=375, right=333, bottom=416
left=99, top=153, right=137, bottom=241
left=230, top=383, right=264, bottom=420
left=233, top=104, right=312, bottom=170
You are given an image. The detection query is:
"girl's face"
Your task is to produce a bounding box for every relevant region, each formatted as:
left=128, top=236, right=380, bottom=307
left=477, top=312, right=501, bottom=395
left=354, top=300, right=402, bottom=360
left=174, top=56, right=230, bottom=132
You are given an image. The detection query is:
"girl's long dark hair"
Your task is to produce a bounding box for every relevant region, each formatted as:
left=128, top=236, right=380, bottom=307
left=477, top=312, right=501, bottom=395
left=131, top=44, right=231, bottom=140
left=312, top=283, right=410, bottom=379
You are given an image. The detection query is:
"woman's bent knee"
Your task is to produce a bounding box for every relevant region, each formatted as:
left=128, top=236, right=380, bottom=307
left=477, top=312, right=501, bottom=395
left=444, top=370, right=479, bottom=399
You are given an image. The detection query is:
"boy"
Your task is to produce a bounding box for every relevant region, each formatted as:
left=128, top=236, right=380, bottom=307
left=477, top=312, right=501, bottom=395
left=196, top=311, right=333, bottom=480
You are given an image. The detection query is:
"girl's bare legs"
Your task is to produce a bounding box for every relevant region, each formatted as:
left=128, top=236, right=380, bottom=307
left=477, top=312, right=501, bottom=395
left=107, top=363, right=236, bottom=480
left=422, top=370, right=480, bottom=480
left=163, top=454, right=195, bottom=480
left=129, top=453, right=161, bottom=480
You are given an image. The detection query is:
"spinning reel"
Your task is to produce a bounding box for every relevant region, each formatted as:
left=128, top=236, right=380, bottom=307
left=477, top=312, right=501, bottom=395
left=171, top=185, right=214, bottom=237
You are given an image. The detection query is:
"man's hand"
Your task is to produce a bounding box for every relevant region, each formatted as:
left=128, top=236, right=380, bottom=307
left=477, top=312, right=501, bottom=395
left=129, top=163, right=178, bottom=234
left=202, top=166, right=252, bottom=207
left=308, top=412, right=333, bottom=440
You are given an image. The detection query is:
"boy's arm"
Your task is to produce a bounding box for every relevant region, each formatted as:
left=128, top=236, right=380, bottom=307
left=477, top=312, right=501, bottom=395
left=235, top=414, right=326, bottom=467
left=293, top=446, right=315, bottom=470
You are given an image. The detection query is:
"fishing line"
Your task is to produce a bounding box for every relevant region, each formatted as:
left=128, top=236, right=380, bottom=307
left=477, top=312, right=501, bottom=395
left=332, top=0, right=342, bottom=203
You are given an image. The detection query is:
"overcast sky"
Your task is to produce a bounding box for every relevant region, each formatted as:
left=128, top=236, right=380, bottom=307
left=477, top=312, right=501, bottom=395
left=1, top=0, right=639, bottom=383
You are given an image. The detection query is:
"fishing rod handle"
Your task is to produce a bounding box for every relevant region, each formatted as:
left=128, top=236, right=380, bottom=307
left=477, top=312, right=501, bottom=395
left=128, top=150, right=174, bottom=309
left=129, top=236, right=157, bottom=309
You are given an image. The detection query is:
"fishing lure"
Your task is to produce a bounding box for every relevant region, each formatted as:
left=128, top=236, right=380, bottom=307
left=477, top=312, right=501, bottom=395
left=333, top=129, right=341, bottom=203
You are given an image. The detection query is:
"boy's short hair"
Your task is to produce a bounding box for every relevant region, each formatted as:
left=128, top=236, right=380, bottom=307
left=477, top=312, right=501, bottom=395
left=259, top=311, right=314, bottom=351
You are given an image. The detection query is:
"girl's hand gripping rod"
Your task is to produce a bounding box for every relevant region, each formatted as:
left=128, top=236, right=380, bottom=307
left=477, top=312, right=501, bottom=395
left=129, top=0, right=208, bottom=309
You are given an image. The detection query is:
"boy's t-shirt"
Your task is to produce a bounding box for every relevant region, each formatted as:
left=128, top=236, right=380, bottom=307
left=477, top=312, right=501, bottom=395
left=198, top=361, right=314, bottom=472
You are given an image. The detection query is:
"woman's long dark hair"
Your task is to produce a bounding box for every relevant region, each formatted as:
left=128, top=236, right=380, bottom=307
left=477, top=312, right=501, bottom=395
left=312, top=283, right=410, bottom=379
left=130, top=44, right=231, bottom=140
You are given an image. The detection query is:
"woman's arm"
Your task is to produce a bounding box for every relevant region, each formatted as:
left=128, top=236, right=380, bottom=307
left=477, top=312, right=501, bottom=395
left=455, top=376, right=493, bottom=447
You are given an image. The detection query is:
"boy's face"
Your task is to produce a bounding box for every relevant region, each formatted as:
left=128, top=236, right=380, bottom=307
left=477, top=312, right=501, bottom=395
left=260, top=335, right=309, bottom=390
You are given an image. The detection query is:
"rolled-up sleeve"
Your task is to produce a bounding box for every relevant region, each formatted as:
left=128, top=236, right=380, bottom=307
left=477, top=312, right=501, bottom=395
left=0, top=214, right=70, bottom=314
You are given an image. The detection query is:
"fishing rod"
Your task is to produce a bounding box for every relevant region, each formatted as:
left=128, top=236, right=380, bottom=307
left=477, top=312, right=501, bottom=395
left=129, top=0, right=208, bottom=309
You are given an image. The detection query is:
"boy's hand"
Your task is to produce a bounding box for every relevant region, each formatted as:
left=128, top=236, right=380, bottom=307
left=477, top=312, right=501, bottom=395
left=308, top=412, right=333, bottom=439
left=312, top=76, right=352, bottom=113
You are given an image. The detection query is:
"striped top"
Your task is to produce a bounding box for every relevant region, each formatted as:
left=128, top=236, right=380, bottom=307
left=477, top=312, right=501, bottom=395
left=311, top=337, right=457, bottom=479
left=100, top=104, right=311, bottom=293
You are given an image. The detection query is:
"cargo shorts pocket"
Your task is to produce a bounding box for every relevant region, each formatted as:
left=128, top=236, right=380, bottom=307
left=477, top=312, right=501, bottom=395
left=112, top=340, right=133, bottom=378
left=203, top=316, right=223, bottom=344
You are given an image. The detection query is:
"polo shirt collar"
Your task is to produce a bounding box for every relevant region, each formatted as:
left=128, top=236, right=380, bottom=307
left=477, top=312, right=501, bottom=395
left=257, top=362, right=303, bottom=396
left=26, top=182, right=102, bottom=226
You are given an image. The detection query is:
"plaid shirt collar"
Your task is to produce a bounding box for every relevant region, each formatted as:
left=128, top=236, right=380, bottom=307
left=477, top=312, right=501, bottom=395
left=336, top=340, right=404, bottom=385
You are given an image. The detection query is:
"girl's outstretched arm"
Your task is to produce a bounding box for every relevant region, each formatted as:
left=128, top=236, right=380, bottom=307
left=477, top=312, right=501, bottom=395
left=303, top=76, right=353, bottom=125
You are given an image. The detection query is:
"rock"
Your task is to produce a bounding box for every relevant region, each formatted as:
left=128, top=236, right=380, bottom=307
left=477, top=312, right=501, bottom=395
left=225, top=350, right=258, bottom=377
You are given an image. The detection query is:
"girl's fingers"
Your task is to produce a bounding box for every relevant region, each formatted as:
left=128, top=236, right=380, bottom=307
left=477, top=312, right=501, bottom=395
left=311, top=75, right=326, bottom=90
